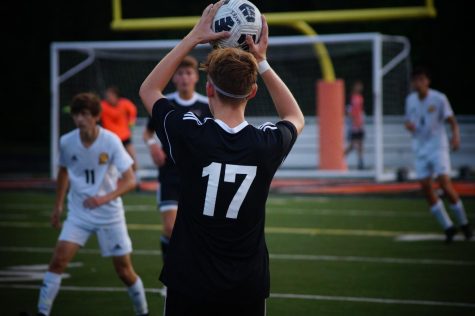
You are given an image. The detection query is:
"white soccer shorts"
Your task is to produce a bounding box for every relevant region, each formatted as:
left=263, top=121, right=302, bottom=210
left=415, top=150, right=451, bottom=180
left=59, top=218, right=133, bottom=257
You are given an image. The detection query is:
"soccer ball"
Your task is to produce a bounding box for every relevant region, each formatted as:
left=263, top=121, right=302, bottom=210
left=211, top=0, right=262, bottom=50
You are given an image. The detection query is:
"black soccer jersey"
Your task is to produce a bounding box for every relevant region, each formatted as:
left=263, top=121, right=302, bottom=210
left=151, top=97, right=297, bottom=303
left=146, top=92, right=212, bottom=183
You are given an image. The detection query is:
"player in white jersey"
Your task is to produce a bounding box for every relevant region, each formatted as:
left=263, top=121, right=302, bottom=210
left=36, top=93, right=148, bottom=316
left=405, top=67, right=472, bottom=242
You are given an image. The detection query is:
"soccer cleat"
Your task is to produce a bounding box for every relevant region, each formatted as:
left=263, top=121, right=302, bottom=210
left=444, top=226, right=457, bottom=243
left=460, top=223, right=473, bottom=240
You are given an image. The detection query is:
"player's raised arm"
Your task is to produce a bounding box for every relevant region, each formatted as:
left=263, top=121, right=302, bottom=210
left=139, top=1, right=230, bottom=115
left=246, top=16, right=305, bottom=134
left=51, top=167, right=69, bottom=229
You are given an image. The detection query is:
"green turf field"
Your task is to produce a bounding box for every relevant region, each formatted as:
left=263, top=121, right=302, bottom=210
left=1, top=191, right=474, bottom=316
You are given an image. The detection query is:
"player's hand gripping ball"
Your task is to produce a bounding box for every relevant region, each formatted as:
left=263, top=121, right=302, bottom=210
left=211, top=0, right=262, bottom=50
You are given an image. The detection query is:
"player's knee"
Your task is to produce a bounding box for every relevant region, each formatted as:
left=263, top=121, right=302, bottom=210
left=162, top=211, right=176, bottom=237
left=439, top=179, right=451, bottom=191
left=440, top=182, right=459, bottom=202
left=163, top=222, right=174, bottom=238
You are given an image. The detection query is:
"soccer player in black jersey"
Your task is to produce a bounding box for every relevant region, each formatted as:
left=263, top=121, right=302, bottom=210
left=140, top=2, right=304, bottom=315
left=143, top=56, right=211, bottom=275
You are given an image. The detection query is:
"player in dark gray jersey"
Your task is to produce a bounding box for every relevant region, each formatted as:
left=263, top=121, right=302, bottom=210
left=140, top=2, right=304, bottom=315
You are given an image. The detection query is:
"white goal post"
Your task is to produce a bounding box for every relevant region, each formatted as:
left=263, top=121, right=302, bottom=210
left=50, top=33, right=411, bottom=181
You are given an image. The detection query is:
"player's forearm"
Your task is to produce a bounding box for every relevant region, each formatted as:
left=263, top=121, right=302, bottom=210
left=140, top=36, right=198, bottom=114
left=105, top=168, right=136, bottom=203
left=54, top=168, right=69, bottom=211
left=141, top=2, right=228, bottom=114
left=143, top=127, right=154, bottom=142
left=260, top=68, right=304, bottom=134
left=447, top=116, right=460, bottom=138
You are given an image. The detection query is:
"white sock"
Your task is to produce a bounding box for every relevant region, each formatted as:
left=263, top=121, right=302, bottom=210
left=127, top=277, right=148, bottom=315
left=38, top=271, right=62, bottom=316
left=430, top=200, right=454, bottom=230
left=450, top=200, right=469, bottom=226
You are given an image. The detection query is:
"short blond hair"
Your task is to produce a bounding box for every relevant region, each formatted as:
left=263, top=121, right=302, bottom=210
left=202, top=48, right=258, bottom=104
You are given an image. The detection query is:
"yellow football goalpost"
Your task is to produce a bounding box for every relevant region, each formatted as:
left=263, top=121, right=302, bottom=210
left=110, top=0, right=436, bottom=82
left=108, top=0, right=436, bottom=174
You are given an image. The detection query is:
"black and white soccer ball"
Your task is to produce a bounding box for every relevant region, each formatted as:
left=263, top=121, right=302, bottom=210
left=211, top=0, right=262, bottom=50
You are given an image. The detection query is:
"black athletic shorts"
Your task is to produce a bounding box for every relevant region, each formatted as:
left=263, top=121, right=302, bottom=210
left=350, top=130, right=365, bottom=140
left=164, top=288, right=266, bottom=316
left=158, top=166, right=180, bottom=212
left=122, top=138, right=132, bottom=147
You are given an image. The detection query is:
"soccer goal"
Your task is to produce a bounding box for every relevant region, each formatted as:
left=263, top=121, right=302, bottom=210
left=50, top=33, right=411, bottom=181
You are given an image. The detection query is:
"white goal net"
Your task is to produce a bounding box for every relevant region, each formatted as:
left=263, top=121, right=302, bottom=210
left=51, top=33, right=411, bottom=181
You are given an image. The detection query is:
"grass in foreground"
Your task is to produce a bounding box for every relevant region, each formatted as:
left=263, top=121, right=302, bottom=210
left=0, top=191, right=474, bottom=316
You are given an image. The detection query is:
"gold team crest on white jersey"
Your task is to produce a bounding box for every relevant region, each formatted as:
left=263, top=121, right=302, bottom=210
left=99, top=153, right=109, bottom=165
left=428, top=105, right=436, bottom=113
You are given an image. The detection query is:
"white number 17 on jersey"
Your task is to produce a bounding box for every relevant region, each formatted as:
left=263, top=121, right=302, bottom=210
left=202, top=162, right=257, bottom=219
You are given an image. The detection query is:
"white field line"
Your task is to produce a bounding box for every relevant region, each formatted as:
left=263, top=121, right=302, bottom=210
left=0, top=246, right=161, bottom=256
left=0, top=221, right=410, bottom=237
left=395, top=234, right=475, bottom=242
left=0, top=263, right=81, bottom=282
left=269, top=293, right=475, bottom=308
left=268, top=196, right=332, bottom=203
left=1, top=284, right=474, bottom=308
left=267, top=208, right=427, bottom=218
left=1, top=203, right=427, bottom=217
left=1, top=246, right=474, bottom=266
left=268, top=253, right=475, bottom=266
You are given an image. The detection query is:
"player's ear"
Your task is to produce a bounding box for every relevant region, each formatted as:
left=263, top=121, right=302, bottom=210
left=206, top=81, right=215, bottom=98
left=246, top=83, right=258, bottom=101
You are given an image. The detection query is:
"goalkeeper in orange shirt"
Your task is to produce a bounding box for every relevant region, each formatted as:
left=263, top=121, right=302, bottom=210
left=101, top=86, right=139, bottom=171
